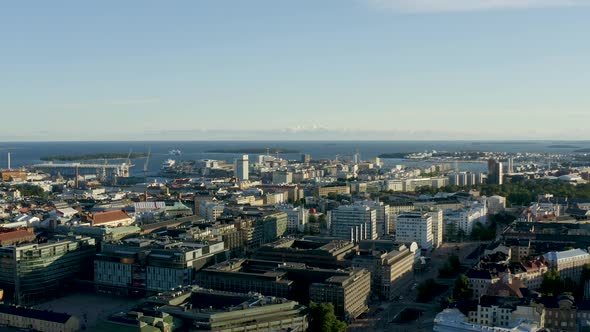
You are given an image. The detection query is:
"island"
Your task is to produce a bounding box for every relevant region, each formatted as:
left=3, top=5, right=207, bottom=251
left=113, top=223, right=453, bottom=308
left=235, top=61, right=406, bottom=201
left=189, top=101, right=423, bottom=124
left=547, top=145, right=580, bottom=149
left=206, top=148, right=300, bottom=154
left=574, top=148, right=590, bottom=153
left=40, top=152, right=148, bottom=161
left=378, top=152, right=412, bottom=159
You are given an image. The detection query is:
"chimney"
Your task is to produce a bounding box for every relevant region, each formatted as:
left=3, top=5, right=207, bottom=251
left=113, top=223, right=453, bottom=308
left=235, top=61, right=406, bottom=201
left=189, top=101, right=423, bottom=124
left=7, top=152, right=11, bottom=170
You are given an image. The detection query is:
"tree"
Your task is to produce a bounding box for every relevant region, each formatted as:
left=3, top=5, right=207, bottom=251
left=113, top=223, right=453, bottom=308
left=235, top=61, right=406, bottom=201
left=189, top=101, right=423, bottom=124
left=309, top=302, right=347, bottom=332
left=540, top=270, right=562, bottom=296
left=309, top=214, right=317, bottom=223
left=452, top=274, right=473, bottom=300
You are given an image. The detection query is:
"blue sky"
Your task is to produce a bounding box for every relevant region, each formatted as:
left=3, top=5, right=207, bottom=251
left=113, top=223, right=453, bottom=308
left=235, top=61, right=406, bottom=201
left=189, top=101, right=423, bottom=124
left=1, top=0, right=589, bottom=141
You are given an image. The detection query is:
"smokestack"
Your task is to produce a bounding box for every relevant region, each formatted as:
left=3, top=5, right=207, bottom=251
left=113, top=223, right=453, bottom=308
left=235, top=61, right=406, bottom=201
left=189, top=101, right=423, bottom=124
left=7, top=152, right=10, bottom=170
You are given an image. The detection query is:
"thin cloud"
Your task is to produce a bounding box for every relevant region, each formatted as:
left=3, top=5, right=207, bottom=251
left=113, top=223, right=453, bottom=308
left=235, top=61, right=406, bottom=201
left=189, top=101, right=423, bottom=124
left=367, top=0, right=584, bottom=13
left=58, top=98, right=159, bottom=108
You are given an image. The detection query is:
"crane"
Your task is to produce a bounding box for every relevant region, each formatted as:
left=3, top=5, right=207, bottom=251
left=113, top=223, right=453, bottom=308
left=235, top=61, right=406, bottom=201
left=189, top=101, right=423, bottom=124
left=143, top=147, right=151, bottom=177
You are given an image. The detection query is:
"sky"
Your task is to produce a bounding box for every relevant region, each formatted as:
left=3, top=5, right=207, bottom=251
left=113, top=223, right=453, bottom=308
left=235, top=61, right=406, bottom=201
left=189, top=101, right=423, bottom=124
left=1, top=0, right=590, bottom=141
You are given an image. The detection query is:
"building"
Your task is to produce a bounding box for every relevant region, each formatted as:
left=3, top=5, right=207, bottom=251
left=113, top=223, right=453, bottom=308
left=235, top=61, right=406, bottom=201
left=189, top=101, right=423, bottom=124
left=277, top=205, right=308, bottom=233
left=234, top=155, right=249, bottom=181
left=253, top=238, right=355, bottom=269
left=309, top=269, right=371, bottom=320
left=0, top=236, right=97, bottom=305
left=468, top=296, right=544, bottom=329
left=444, top=203, right=488, bottom=238
left=428, top=209, right=444, bottom=248
left=272, top=171, right=293, bottom=184
left=94, top=238, right=228, bottom=295
left=316, top=185, right=350, bottom=197
left=538, top=295, right=577, bottom=332
left=252, top=212, right=288, bottom=247
left=466, top=269, right=501, bottom=299
left=120, top=287, right=308, bottom=332
left=434, top=308, right=543, bottom=332
left=197, top=259, right=371, bottom=319
left=488, top=195, right=507, bottom=215
left=87, top=210, right=134, bottom=227
left=0, top=228, right=36, bottom=246
left=0, top=304, right=79, bottom=332
left=199, top=201, right=225, bottom=221
left=395, top=211, right=433, bottom=250
left=330, top=205, right=377, bottom=242
left=488, top=159, right=504, bottom=185
left=543, top=249, right=590, bottom=282
left=352, top=241, right=415, bottom=300
left=0, top=170, right=28, bottom=182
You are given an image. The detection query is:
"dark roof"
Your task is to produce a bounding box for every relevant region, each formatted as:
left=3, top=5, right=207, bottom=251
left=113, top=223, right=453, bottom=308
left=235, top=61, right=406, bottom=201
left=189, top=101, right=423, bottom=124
left=0, top=304, right=73, bottom=324
left=466, top=269, right=493, bottom=280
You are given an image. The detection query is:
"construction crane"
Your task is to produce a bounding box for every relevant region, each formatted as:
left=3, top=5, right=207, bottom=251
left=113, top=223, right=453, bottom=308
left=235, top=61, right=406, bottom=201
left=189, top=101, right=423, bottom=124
left=143, top=147, right=151, bottom=177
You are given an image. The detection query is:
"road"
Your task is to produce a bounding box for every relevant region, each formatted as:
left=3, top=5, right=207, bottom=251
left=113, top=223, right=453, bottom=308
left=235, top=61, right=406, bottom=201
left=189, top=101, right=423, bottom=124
left=349, top=242, right=482, bottom=332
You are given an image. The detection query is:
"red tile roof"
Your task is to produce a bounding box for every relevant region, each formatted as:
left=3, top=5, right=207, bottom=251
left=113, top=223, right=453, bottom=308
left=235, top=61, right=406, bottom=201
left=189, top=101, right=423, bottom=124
left=0, top=228, right=35, bottom=245
left=91, top=210, right=131, bottom=226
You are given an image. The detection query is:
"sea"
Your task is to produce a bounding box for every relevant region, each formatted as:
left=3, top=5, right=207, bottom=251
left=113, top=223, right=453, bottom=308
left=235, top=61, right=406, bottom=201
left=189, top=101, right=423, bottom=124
left=1, top=140, right=588, bottom=176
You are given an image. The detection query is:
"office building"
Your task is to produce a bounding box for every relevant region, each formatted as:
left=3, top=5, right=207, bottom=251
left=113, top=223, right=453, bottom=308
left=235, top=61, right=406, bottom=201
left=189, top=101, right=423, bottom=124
left=395, top=211, right=433, bottom=250
left=428, top=209, right=444, bottom=248
left=330, top=205, right=377, bottom=242
left=95, top=238, right=228, bottom=295
left=253, top=238, right=355, bottom=268
left=117, top=287, right=309, bottom=332
left=277, top=205, right=308, bottom=233
left=234, top=155, right=249, bottom=181
left=197, top=259, right=371, bottom=319
left=0, top=236, right=96, bottom=305
left=543, top=249, right=590, bottom=282
left=488, top=159, right=504, bottom=185
left=0, top=304, right=79, bottom=332
left=352, top=242, right=415, bottom=299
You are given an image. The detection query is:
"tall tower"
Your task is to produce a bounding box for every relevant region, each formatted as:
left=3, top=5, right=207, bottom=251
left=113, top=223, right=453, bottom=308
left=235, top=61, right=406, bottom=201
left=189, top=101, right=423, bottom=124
left=234, top=155, right=249, bottom=181
left=487, top=159, right=503, bottom=185
left=507, top=158, right=514, bottom=173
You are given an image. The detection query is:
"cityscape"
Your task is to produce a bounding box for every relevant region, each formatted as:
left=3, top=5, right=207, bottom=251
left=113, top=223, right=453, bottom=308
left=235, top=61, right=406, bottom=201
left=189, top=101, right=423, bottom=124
left=3, top=1, right=590, bottom=331
left=3, top=144, right=590, bottom=331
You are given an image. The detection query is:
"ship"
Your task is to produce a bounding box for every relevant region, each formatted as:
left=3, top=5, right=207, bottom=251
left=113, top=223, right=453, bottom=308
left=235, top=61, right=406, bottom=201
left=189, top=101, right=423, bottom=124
left=162, top=159, right=176, bottom=169
left=169, top=149, right=182, bottom=156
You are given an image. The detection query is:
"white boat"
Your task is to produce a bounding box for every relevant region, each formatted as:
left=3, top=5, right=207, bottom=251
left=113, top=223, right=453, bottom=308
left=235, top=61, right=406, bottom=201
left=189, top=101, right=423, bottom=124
left=169, top=149, right=182, bottom=156
left=162, top=159, right=176, bottom=169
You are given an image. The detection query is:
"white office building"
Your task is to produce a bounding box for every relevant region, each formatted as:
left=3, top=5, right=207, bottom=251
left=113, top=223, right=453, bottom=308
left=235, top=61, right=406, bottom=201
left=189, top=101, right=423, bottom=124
left=234, top=155, right=249, bottom=181
left=330, top=205, right=377, bottom=242
left=395, top=211, right=433, bottom=250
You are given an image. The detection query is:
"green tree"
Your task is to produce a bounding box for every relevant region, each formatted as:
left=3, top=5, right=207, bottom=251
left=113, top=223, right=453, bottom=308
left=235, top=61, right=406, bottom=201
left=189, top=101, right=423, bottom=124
left=309, top=214, right=318, bottom=223
left=416, top=279, right=438, bottom=302
left=452, top=274, right=473, bottom=300
left=309, top=302, right=347, bottom=332
left=540, top=270, right=562, bottom=296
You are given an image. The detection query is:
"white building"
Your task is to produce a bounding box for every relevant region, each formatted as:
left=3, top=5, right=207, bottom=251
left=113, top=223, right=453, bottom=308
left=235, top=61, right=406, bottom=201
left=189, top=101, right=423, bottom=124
left=234, top=155, right=249, bottom=181
left=277, top=205, right=308, bottom=233
left=330, top=205, right=377, bottom=242
left=272, top=171, right=293, bottom=184
left=543, top=248, right=590, bottom=281
left=444, top=202, right=488, bottom=235
left=487, top=195, right=507, bottom=215
left=427, top=209, right=443, bottom=248
left=199, top=201, right=225, bottom=221
left=434, top=308, right=542, bottom=332
left=395, top=211, right=433, bottom=250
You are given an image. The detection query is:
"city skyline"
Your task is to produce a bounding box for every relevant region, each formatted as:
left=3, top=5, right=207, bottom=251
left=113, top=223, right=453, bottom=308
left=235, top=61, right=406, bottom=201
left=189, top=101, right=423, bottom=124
left=2, top=0, right=590, bottom=141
